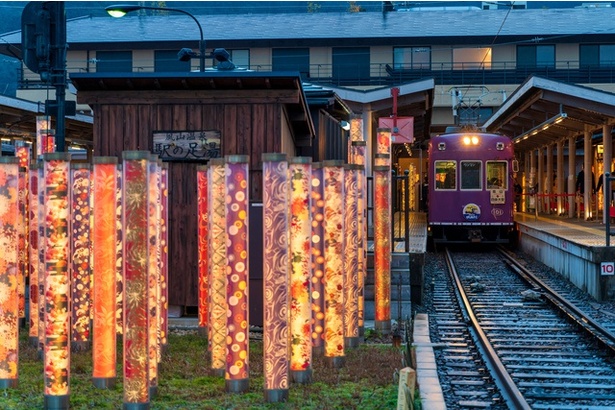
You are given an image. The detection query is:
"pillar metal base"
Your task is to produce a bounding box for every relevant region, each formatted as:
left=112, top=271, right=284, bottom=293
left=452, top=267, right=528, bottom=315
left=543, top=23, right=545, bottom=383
left=264, top=388, right=288, bottom=403
left=149, top=385, right=158, bottom=399
left=345, top=336, right=361, bottom=349
left=93, top=377, right=116, bottom=389
left=123, top=402, right=150, bottom=410
left=0, top=378, right=18, bottom=389
left=375, top=320, right=391, bottom=335
left=312, top=345, right=325, bottom=357
left=291, top=369, right=312, bottom=384
left=71, top=341, right=90, bottom=352
left=18, top=318, right=25, bottom=329
left=198, top=327, right=208, bottom=338
left=359, top=325, right=365, bottom=337
left=211, top=368, right=225, bottom=377
left=225, top=378, right=249, bottom=393
left=325, top=356, right=345, bottom=369
left=44, top=394, right=69, bottom=410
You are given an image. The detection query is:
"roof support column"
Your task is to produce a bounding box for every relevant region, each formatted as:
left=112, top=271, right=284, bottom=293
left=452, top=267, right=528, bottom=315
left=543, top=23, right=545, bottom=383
left=568, top=136, right=576, bottom=218
left=556, top=139, right=564, bottom=215
left=546, top=143, right=553, bottom=214
left=602, top=124, right=613, bottom=224
left=523, top=151, right=530, bottom=213
left=530, top=149, right=536, bottom=214
left=584, top=130, right=593, bottom=220
left=537, top=147, right=543, bottom=213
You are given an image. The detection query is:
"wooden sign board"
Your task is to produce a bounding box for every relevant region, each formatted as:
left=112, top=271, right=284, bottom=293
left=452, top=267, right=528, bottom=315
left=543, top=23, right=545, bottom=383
left=153, top=130, right=221, bottom=161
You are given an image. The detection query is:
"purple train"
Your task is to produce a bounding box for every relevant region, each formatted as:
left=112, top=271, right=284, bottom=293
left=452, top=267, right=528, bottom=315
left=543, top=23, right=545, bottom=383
left=427, top=129, right=518, bottom=244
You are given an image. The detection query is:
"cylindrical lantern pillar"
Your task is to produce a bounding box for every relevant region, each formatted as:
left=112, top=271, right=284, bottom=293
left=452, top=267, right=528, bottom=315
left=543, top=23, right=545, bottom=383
left=17, top=166, right=27, bottom=328
left=262, top=153, right=289, bottom=402
left=322, top=160, right=345, bottom=368
left=122, top=151, right=150, bottom=409
left=92, top=157, right=118, bottom=388
left=70, top=163, right=92, bottom=352
left=310, top=164, right=325, bottom=356
left=289, top=157, right=313, bottom=383
left=208, top=159, right=227, bottom=376
left=37, top=162, right=45, bottom=354
left=0, top=157, right=20, bottom=389
left=115, top=165, right=123, bottom=336
left=28, top=162, right=40, bottom=347
left=373, top=165, right=391, bottom=334
left=43, top=152, right=72, bottom=410
left=350, top=141, right=367, bottom=336
left=160, top=163, right=169, bottom=349
left=197, top=165, right=209, bottom=337
left=147, top=156, right=161, bottom=397
left=343, top=164, right=360, bottom=348
left=224, top=155, right=249, bottom=393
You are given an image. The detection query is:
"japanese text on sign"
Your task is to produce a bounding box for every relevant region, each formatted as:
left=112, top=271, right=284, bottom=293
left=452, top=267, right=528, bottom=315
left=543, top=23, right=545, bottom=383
left=153, top=130, right=221, bottom=161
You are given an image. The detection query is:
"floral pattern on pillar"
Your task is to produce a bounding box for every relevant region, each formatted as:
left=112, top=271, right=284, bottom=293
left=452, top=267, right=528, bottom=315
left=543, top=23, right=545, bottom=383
left=343, top=165, right=359, bottom=348
left=28, top=163, right=40, bottom=346
left=197, top=165, right=209, bottom=331
left=310, top=164, right=325, bottom=355
left=374, top=165, right=391, bottom=334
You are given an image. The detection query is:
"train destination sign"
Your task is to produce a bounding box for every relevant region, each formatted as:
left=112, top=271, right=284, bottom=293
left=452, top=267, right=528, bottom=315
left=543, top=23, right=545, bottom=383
left=153, top=130, right=221, bottom=161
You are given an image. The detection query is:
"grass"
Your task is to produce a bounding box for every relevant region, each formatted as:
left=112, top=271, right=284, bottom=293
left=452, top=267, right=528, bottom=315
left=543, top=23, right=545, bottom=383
left=3, top=329, right=402, bottom=409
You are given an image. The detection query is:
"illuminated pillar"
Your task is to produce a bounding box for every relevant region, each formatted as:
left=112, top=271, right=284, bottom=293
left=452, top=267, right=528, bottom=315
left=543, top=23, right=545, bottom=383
left=0, top=157, right=20, bottom=389
left=344, top=164, right=360, bottom=348
left=37, top=162, right=45, bottom=353
left=373, top=165, right=391, bottom=334
left=115, top=165, right=123, bottom=336
left=92, top=157, right=117, bottom=388
left=376, top=128, right=391, bottom=167
left=322, top=160, right=345, bottom=368
left=197, top=165, right=209, bottom=336
left=289, top=157, right=313, bottom=383
left=43, top=152, right=71, bottom=410
left=207, top=159, right=227, bottom=376
left=262, top=153, right=289, bottom=402
left=147, top=156, right=160, bottom=397
left=36, top=115, right=54, bottom=159
left=350, top=141, right=367, bottom=335
left=70, top=163, right=92, bottom=351
left=224, top=155, right=249, bottom=393
left=28, top=163, right=40, bottom=347
left=160, top=163, right=169, bottom=349
left=310, top=164, right=325, bottom=356
left=17, top=166, right=27, bottom=327
left=122, top=151, right=150, bottom=409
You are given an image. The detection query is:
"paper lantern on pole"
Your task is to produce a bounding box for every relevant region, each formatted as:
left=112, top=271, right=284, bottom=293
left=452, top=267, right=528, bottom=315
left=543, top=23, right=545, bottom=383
left=122, top=151, right=150, bottom=409
left=28, top=163, right=40, bottom=347
left=208, top=159, right=227, bottom=376
left=373, top=165, right=391, bottom=334
left=262, top=153, right=289, bottom=402
left=43, top=152, right=72, bottom=409
left=0, top=157, right=20, bottom=389
left=322, top=160, right=345, bottom=368
left=147, top=156, right=161, bottom=397
left=343, top=165, right=360, bottom=348
left=224, top=155, right=250, bottom=393
left=160, top=163, right=169, bottom=348
left=92, top=157, right=118, bottom=388
left=310, top=164, right=325, bottom=356
left=289, top=157, right=313, bottom=383
left=70, top=163, right=92, bottom=351
left=197, top=165, right=209, bottom=335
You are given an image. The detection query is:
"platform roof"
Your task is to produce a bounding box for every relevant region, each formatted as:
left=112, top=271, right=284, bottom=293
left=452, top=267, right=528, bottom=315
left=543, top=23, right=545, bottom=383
left=483, top=76, right=615, bottom=152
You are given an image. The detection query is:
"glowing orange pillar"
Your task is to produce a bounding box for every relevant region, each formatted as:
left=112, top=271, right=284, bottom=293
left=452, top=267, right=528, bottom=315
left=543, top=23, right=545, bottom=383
left=310, top=163, right=325, bottom=356
left=28, top=163, right=40, bottom=347
left=160, top=163, right=169, bottom=349
left=37, top=163, right=45, bottom=353
left=115, top=166, right=123, bottom=336
left=197, top=165, right=209, bottom=335
left=289, top=157, right=313, bottom=383
left=208, top=159, right=227, bottom=376
left=225, top=155, right=250, bottom=393
left=262, top=153, right=290, bottom=402
left=322, top=160, right=345, bottom=368
left=373, top=165, right=391, bottom=334
left=92, top=157, right=118, bottom=388
left=70, top=163, right=92, bottom=351
left=122, top=151, right=150, bottom=409
left=350, top=141, right=367, bottom=335
left=43, top=152, right=71, bottom=410
left=0, top=157, right=20, bottom=389
left=344, top=164, right=360, bottom=348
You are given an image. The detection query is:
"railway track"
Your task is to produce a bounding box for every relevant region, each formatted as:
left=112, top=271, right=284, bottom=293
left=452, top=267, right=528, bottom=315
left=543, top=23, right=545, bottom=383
left=426, top=247, right=615, bottom=409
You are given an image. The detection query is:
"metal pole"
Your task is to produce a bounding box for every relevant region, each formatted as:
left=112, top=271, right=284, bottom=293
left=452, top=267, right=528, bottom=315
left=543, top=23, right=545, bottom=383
left=53, top=2, right=67, bottom=152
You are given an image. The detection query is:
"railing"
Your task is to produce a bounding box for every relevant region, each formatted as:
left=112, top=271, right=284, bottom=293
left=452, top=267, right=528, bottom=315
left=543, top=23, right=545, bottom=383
left=18, top=60, right=615, bottom=89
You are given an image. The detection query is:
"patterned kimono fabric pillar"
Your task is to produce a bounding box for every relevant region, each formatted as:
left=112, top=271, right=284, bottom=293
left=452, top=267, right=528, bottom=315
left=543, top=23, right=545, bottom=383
left=147, top=156, right=161, bottom=397
left=37, top=163, right=45, bottom=354
left=28, top=163, right=40, bottom=347
left=343, top=165, right=360, bottom=348
left=92, top=157, right=118, bottom=389
left=17, top=166, right=27, bottom=328
left=115, top=165, right=124, bottom=336
left=322, top=160, right=345, bottom=368
left=208, top=159, right=227, bottom=377
left=262, top=153, right=290, bottom=402
left=0, top=157, right=20, bottom=388
left=42, top=152, right=72, bottom=410
left=224, top=155, right=250, bottom=393
left=197, top=165, right=209, bottom=337
left=122, top=151, right=151, bottom=409
left=159, top=163, right=169, bottom=349
left=289, top=157, right=313, bottom=383
left=310, top=164, right=325, bottom=356
left=70, top=163, right=92, bottom=352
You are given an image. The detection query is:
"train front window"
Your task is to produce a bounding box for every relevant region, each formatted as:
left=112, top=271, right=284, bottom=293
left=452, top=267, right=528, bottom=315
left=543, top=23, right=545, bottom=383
left=486, top=161, right=507, bottom=189
left=435, top=160, right=456, bottom=190
left=461, top=161, right=482, bottom=190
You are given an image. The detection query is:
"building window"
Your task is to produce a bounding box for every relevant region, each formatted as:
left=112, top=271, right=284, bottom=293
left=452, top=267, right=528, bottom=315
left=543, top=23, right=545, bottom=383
left=272, top=48, right=310, bottom=78
left=461, top=161, right=482, bottom=190
left=95, top=51, right=132, bottom=73
left=580, top=44, right=615, bottom=67
left=393, top=47, right=430, bottom=69
left=517, top=45, right=555, bottom=68
left=435, top=160, right=456, bottom=190
left=332, top=47, right=370, bottom=83
left=154, top=50, right=190, bottom=72
left=452, top=47, right=491, bottom=70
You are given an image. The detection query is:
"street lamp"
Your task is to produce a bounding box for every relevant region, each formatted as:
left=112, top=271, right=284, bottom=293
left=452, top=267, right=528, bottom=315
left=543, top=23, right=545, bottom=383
left=106, top=4, right=206, bottom=71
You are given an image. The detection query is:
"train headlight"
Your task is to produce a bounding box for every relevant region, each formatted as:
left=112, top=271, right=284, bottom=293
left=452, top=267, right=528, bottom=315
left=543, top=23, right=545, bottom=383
left=438, top=142, right=446, bottom=151
left=463, top=136, right=471, bottom=145
left=471, top=136, right=479, bottom=145
left=496, top=142, right=504, bottom=151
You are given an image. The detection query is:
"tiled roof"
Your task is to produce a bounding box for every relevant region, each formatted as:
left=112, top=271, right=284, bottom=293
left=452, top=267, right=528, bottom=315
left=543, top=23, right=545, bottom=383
left=2, top=8, right=615, bottom=48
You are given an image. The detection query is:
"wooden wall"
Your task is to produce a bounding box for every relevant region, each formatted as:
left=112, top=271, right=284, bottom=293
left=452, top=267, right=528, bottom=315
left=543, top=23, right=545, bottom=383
left=92, top=102, right=284, bottom=307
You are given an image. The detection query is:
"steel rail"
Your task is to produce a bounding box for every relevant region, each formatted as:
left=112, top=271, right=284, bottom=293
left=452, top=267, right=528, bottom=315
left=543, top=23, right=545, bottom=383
left=444, top=247, right=531, bottom=410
